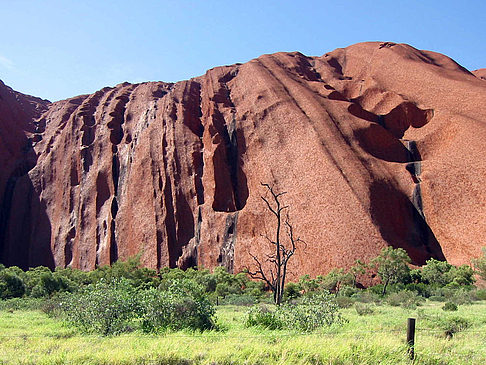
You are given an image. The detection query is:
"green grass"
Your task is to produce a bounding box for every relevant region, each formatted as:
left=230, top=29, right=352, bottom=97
left=0, top=301, right=486, bottom=364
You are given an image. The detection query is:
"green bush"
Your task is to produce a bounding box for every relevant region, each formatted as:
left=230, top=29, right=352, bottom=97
left=245, top=305, right=285, bottom=330
left=473, top=289, right=486, bottom=301
left=0, top=271, right=25, bottom=299
left=59, top=278, right=137, bottom=335
left=428, top=295, right=446, bottom=302
left=246, top=292, right=344, bottom=332
left=283, top=282, right=301, bottom=302
left=339, top=286, right=358, bottom=298
left=335, top=296, right=354, bottom=309
left=354, top=303, right=374, bottom=316
left=352, top=291, right=381, bottom=304
left=138, top=279, right=215, bottom=333
left=442, top=302, right=458, bottom=311
left=0, top=297, right=44, bottom=311
left=285, top=292, right=345, bottom=331
left=440, top=316, right=470, bottom=338
left=220, top=294, right=257, bottom=306
left=386, top=290, right=423, bottom=309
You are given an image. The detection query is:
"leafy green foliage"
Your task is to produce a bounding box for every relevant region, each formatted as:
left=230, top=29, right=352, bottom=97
left=283, top=282, right=301, bottom=302
left=335, top=296, right=354, bottom=308
left=138, top=279, right=215, bottom=332
left=472, top=247, right=486, bottom=281
left=442, top=302, right=458, bottom=311
left=440, top=316, right=470, bottom=338
left=371, top=247, right=411, bottom=295
left=386, top=290, right=424, bottom=309
left=354, top=303, right=374, bottom=316
left=0, top=269, right=25, bottom=299
left=59, top=278, right=137, bottom=335
left=245, top=305, right=285, bottom=330
left=246, top=292, right=344, bottom=332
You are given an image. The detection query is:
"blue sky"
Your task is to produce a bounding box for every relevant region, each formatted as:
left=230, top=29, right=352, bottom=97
left=1, top=0, right=485, bottom=101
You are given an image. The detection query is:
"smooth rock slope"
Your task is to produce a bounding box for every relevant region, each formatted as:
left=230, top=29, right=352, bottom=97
left=1, top=42, right=485, bottom=277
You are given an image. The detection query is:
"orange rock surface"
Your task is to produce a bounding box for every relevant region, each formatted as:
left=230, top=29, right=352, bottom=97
left=1, top=42, right=485, bottom=277
left=473, top=68, right=486, bottom=81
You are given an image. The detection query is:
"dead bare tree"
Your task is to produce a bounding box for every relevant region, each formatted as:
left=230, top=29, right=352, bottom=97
left=247, top=183, right=304, bottom=305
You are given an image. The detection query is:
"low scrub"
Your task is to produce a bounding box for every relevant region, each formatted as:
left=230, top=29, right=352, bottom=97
left=386, top=290, right=423, bottom=309
left=354, top=302, right=374, bottom=316
left=442, top=302, right=458, bottom=311
left=55, top=278, right=216, bottom=335
left=59, top=278, right=137, bottom=335
left=335, top=296, right=354, bottom=309
left=138, top=279, right=215, bottom=333
left=246, top=292, right=345, bottom=332
left=219, top=293, right=258, bottom=306
left=440, top=316, right=471, bottom=338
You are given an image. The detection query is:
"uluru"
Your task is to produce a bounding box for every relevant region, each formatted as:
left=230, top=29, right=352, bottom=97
left=1, top=41, right=485, bottom=278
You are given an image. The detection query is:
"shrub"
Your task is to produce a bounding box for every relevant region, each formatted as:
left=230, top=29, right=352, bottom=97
left=354, top=303, right=374, bottom=316
left=246, top=305, right=285, bottom=330
left=428, top=295, right=446, bottom=302
left=335, top=296, right=354, bottom=309
left=59, top=278, right=137, bottom=335
left=339, top=286, right=358, bottom=297
left=246, top=292, right=344, bottom=332
left=285, top=292, right=345, bottom=331
left=138, top=279, right=215, bottom=333
left=386, top=290, right=423, bottom=309
left=0, top=271, right=25, bottom=299
left=404, top=283, right=432, bottom=298
left=0, top=297, right=44, bottom=311
left=442, top=302, right=458, bottom=311
left=220, top=294, right=257, bottom=306
left=352, top=291, right=381, bottom=304
left=440, top=316, right=470, bottom=338
left=448, top=288, right=476, bottom=305
left=283, top=282, right=301, bottom=302
left=474, top=289, right=486, bottom=301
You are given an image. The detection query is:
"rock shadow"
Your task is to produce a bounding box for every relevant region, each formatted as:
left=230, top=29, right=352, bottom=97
left=369, top=180, right=445, bottom=265
left=0, top=171, right=54, bottom=269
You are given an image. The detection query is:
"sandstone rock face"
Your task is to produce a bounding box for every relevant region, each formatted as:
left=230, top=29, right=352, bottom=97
left=473, top=69, right=486, bottom=81
left=1, top=42, right=485, bottom=277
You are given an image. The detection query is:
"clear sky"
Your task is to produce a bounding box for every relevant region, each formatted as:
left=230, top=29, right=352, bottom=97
left=1, top=0, right=485, bottom=101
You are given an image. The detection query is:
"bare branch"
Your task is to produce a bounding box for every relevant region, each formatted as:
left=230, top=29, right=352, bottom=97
left=261, top=196, right=278, bottom=216
left=251, top=183, right=305, bottom=305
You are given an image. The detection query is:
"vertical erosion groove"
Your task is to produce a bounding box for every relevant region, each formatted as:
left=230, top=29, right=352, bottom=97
left=106, top=86, right=134, bottom=265
left=210, top=69, right=248, bottom=212
left=218, top=212, right=238, bottom=273
left=0, top=176, right=18, bottom=262
left=182, top=81, right=205, bottom=206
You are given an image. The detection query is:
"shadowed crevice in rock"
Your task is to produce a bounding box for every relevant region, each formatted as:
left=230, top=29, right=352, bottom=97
left=95, top=172, right=110, bottom=215
left=64, top=226, right=75, bottom=267
left=182, top=81, right=205, bottom=205
left=211, top=114, right=249, bottom=212
left=403, top=140, right=422, bottom=184
left=176, top=206, right=201, bottom=270
left=210, top=70, right=248, bottom=212
left=0, top=172, right=54, bottom=269
left=369, top=180, right=445, bottom=265
left=218, top=212, right=238, bottom=273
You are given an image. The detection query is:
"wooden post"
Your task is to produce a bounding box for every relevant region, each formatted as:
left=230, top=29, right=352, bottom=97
left=407, top=317, right=416, bottom=360
left=216, top=296, right=219, bottom=306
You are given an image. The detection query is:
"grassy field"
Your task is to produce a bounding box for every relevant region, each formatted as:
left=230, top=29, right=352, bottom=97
left=0, top=301, right=485, bottom=364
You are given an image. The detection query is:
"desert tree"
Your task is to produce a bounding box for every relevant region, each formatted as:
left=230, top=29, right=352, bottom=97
left=247, top=183, right=304, bottom=305
left=371, top=247, right=411, bottom=296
